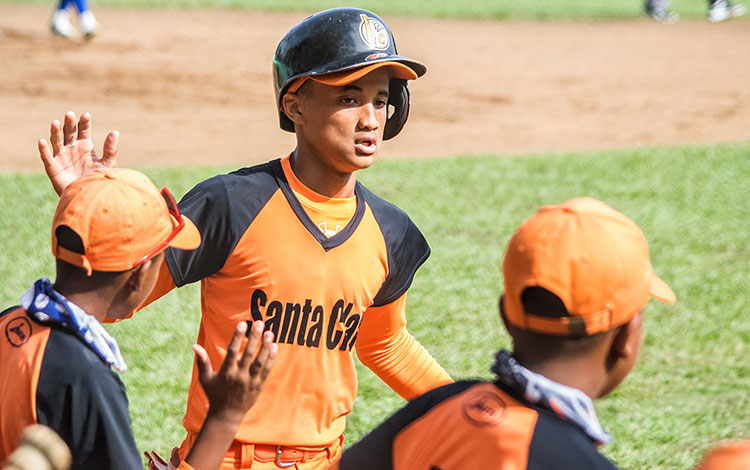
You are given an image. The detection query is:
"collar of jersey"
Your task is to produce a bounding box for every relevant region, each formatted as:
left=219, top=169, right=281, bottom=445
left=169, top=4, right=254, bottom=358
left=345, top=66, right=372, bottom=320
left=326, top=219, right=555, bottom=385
left=280, top=157, right=357, bottom=219
left=272, top=157, right=366, bottom=252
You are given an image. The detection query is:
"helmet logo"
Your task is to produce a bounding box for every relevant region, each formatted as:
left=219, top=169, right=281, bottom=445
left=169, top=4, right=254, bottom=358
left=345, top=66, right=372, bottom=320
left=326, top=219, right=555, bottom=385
left=359, top=14, right=389, bottom=50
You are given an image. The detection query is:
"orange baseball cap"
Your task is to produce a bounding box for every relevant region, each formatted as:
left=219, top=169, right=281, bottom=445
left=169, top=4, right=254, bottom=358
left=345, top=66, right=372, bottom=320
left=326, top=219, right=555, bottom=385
left=502, top=197, right=675, bottom=336
left=51, top=168, right=200, bottom=275
left=286, top=61, right=419, bottom=94
left=698, top=440, right=750, bottom=470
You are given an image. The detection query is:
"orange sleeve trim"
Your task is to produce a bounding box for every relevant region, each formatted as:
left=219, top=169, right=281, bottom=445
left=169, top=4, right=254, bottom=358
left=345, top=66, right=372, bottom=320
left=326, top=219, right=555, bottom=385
left=356, top=294, right=453, bottom=400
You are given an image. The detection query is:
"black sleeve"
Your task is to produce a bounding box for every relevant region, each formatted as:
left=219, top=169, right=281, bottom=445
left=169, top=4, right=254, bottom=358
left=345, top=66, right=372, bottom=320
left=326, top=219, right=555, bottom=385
left=36, top=328, right=142, bottom=470
left=527, top=409, right=618, bottom=470
left=166, top=163, right=279, bottom=286
left=357, top=183, right=431, bottom=307
left=339, top=381, right=478, bottom=470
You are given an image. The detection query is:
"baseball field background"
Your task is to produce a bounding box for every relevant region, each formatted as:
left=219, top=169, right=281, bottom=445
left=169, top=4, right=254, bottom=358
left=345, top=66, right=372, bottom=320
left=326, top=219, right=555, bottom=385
left=0, top=1, right=748, bottom=468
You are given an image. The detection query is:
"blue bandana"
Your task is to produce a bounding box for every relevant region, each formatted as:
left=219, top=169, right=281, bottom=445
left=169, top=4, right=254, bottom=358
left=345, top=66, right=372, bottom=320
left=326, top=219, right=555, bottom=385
left=491, top=350, right=612, bottom=446
left=21, top=278, right=127, bottom=372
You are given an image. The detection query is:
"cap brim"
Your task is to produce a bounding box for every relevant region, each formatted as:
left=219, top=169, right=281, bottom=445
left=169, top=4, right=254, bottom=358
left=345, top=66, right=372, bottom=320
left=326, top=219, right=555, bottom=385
left=650, top=272, right=676, bottom=304
left=288, top=62, right=419, bottom=93
left=168, top=215, right=201, bottom=250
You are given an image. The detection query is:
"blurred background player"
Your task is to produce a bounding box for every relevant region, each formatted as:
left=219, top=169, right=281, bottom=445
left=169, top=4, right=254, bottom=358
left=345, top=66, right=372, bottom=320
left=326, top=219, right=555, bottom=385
left=0, top=164, right=277, bottom=470
left=50, top=0, right=97, bottom=39
left=333, top=197, right=676, bottom=470
left=38, top=7, right=452, bottom=470
left=644, top=0, right=746, bottom=23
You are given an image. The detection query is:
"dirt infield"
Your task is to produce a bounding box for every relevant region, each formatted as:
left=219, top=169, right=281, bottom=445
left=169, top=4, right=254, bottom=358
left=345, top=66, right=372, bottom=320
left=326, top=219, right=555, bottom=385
left=1, top=6, right=748, bottom=171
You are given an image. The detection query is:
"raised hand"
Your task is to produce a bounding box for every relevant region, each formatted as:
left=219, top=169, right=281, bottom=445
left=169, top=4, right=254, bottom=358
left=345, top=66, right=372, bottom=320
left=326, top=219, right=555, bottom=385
left=181, top=321, right=277, bottom=470
left=195, top=320, right=277, bottom=423
left=38, top=111, right=119, bottom=196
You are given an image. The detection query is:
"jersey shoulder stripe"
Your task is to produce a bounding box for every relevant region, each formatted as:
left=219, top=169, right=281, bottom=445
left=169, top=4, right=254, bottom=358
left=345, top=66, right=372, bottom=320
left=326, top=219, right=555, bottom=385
left=356, top=183, right=431, bottom=307
left=167, top=161, right=281, bottom=286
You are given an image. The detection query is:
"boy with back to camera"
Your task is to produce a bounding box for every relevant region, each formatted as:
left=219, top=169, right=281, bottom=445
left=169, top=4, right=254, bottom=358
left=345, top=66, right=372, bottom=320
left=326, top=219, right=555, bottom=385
left=0, top=166, right=277, bottom=470
left=39, top=7, right=453, bottom=470
left=334, top=197, right=676, bottom=470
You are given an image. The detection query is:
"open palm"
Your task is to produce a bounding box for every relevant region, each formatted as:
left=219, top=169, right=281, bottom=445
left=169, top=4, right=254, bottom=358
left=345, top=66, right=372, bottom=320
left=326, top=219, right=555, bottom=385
left=38, top=111, right=119, bottom=195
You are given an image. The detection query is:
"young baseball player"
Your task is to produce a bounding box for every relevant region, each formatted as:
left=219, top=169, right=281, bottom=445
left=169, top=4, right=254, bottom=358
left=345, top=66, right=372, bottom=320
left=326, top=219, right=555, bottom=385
left=0, top=167, right=278, bottom=470
left=333, top=197, right=676, bottom=470
left=38, top=7, right=452, bottom=470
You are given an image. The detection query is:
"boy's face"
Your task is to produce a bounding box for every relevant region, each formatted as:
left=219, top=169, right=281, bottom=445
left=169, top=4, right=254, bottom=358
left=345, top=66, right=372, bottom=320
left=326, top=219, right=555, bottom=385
left=294, top=68, right=390, bottom=173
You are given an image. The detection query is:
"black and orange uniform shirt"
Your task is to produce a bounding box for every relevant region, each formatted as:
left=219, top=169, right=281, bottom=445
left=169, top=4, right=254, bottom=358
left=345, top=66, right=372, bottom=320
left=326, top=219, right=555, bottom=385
left=0, top=306, right=141, bottom=470
left=336, top=381, right=618, bottom=470
left=145, top=156, right=452, bottom=448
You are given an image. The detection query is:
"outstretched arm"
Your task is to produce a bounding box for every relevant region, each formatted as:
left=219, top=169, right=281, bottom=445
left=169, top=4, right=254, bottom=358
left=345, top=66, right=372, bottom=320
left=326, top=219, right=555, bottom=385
left=356, top=294, right=452, bottom=401
left=38, top=111, right=119, bottom=195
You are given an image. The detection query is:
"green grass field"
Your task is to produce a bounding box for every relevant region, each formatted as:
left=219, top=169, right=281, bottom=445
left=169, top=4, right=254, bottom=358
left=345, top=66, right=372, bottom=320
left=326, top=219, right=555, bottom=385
left=0, top=0, right=726, bottom=20
left=1, top=143, right=748, bottom=469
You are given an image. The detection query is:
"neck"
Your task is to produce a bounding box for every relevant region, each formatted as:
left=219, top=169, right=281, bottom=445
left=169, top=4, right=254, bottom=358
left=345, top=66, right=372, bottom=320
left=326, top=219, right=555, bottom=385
left=52, top=279, right=119, bottom=323
left=512, top=351, right=607, bottom=400
left=289, top=149, right=357, bottom=198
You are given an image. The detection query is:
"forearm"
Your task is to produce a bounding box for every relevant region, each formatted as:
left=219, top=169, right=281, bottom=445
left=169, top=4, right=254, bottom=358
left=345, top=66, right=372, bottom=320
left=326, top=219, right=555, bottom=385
left=357, top=327, right=452, bottom=400
left=183, top=408, right=242, bottom=470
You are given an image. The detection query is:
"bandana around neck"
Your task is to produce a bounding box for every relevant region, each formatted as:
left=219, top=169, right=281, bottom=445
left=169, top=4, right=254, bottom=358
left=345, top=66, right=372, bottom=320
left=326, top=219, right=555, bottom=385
left=491, top=350, right=612, bottom=446
left=21, top=277, right=128, bottom=372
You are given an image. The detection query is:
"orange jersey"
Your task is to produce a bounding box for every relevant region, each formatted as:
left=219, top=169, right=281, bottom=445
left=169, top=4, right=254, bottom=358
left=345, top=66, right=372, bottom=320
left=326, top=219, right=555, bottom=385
left=150, top=156, right=451, bottom=447
left=336, top=381, right=618, bottom=470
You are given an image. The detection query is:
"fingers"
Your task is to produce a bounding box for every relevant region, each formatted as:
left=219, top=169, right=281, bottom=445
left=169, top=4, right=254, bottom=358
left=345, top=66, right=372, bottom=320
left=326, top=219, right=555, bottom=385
left=50, top=119, right=63, bottom=157
left=145, top=451, right=168, bottom=470
left=102, top=130, right=119, bottom=166
left=63, top=111, right=77, bottom=146
left=169, top=447, right=181, bottom=468
left=38, top=138, right=54, bottom=172
left=192, top=344, right=214, bottom=386
left=249, top=331, right=277, bottom=380
left=77, top=112, right=92, bottom=141
left=238, top=321, right=264, bottom=370
left=222, top=321, right=249, bottom=371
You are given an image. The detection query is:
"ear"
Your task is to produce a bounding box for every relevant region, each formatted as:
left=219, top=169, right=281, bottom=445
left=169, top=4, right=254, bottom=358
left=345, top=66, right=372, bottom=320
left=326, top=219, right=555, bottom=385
left=126, top=258, right=153, bottom=292
left=281, top=93, right=304, bottom=126
left=610, top=311, right=643, bottom=360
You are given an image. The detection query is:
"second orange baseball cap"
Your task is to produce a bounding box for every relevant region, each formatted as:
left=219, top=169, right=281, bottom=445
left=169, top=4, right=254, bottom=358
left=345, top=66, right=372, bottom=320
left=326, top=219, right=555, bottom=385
left=698, top=440, right=750, bottom=470
left=51, top=168, right=200, bottom=275
left=502, top=197, right=675, bottom=336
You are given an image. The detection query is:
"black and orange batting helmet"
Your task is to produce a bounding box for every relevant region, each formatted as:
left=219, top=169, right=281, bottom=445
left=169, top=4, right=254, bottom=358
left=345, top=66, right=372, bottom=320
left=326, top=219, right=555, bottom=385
left=272, top=8, right=427, bottom=140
